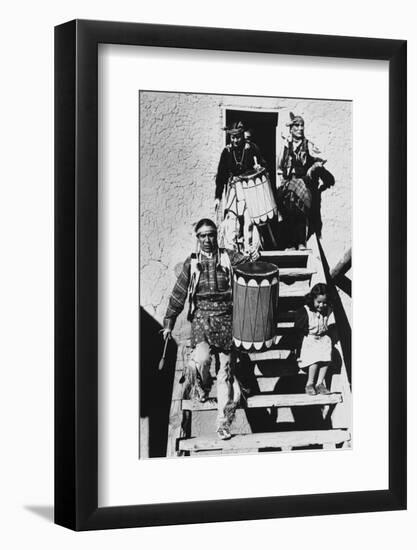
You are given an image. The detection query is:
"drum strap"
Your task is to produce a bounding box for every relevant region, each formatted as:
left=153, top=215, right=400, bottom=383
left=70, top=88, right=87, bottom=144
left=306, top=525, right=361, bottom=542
left=187, top=253, right=200, bottom=321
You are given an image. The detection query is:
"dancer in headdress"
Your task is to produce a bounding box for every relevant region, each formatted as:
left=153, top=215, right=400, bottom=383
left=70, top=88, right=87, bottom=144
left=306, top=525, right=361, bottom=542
left=277, top=113, right=335, bottom=249
left=215, top=121, right=267, bottom=253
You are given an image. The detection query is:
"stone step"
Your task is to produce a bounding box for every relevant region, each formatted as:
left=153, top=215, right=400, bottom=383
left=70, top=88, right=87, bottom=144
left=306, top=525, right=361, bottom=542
left=179, top=428, right=350, bottom=452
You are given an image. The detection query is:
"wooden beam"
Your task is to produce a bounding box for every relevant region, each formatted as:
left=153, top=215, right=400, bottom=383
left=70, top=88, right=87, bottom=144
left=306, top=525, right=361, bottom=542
left=277, top=321, right=294, bottom=329
left=330, top=248, right=352, bottom=279
left=253, top=360, right=298, bottom=377
left=249, top=349, right=293, bottom=361
left=166, top=399, right=186, bottom=457
left=179, top=429, right=351, bottom=452
left=260, top=250, right=311, bottom=257
left=307, top=234, right=326, bottom=285
left=279, top=282, right=309, bottom=298
left=166, top=342, right=190, bottom=457
left=182, top=392, right=342, bottom=411
left=279, top=267, right=316, bottom=278
left=308, top=234, right=352, bottom=431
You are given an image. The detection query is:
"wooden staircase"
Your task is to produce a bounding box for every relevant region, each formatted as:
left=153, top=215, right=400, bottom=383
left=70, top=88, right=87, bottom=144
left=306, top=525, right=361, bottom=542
left=167, top=234, right=352, bottom=457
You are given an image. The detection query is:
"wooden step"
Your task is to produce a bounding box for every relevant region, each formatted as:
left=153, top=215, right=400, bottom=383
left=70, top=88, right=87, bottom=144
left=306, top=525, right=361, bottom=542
left=253, top=359, right=298, bottom=376
left=277, top=321, right=294, bottom=329
left=260, top=250, right=311, bottom=269
left=182, top=392, right=342, bottom=411
left=243, top=334, right=299, bottom=357
left=279, top=281, right=309, bottom=298
left=261, top=250, right=311, bottom=257
left=279, top=267, right=316, bottom=279
left=179, top=429, right=350, bottom=452
left=278, top=310, right=297, bottom=322
left=249, top=349, right=295, bottom=362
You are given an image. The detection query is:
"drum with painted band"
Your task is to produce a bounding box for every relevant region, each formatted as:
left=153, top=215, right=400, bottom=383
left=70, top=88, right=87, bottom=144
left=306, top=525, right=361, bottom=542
left=233, top=261, right=279, bottom=351
left=239, top=168, right=278, bottom=225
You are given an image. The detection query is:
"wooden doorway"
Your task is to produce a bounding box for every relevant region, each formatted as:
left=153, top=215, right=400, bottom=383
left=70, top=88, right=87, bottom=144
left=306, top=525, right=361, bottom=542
left=225, top=109, right=278, bottom=188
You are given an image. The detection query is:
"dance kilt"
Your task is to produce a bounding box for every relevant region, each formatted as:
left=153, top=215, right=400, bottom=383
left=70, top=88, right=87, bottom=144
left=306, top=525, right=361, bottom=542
left=191, top=296, right=233, bottom=352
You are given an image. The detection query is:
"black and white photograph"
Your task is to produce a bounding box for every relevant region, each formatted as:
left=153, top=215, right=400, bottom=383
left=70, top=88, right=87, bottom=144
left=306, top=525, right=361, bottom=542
left=139, top=91, right=352, bottom=458
left=0, top=0, right=411, bottom=542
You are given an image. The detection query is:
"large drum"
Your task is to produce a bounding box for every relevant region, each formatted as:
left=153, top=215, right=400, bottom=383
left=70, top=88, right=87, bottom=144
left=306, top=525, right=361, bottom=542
left=233, top=261, right=279, bottom=351
left=239, top=168, right=278, bottom=225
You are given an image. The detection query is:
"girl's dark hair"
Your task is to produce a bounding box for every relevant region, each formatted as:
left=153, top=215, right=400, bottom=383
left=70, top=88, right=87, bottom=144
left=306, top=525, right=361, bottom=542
left=195, top=218, right=217, bottom=233
left=305, top=283, right=331, bottom=310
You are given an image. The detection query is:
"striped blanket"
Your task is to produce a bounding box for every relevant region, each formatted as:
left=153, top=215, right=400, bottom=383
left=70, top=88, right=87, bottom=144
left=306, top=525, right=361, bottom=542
left=277, top=177, right=312, bottom=215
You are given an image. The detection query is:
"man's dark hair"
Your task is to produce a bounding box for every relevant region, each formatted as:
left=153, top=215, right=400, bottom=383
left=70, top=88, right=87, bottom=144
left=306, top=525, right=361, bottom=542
left=195, top=218, right=217, bottom=233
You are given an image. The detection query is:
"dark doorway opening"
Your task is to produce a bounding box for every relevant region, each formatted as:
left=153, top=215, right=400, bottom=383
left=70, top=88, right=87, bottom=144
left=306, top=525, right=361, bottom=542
left=225, top=109, right=278, bottom=189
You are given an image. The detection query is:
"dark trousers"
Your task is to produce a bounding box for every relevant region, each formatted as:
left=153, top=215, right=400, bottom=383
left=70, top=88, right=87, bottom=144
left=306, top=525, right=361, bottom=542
left=285, top=211, right=307, bottom=248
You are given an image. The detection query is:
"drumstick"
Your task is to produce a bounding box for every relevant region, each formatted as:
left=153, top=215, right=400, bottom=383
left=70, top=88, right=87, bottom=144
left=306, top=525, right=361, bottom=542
left=158, top=337, right=169, bottom=371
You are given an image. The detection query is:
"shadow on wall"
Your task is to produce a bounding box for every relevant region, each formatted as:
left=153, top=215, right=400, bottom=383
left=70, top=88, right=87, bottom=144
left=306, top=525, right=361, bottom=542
left=140, top=307, right=178, bottom=458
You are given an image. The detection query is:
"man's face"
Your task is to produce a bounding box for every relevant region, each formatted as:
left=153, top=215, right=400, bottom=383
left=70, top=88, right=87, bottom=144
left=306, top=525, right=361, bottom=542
left=290, top=121, right=304, bottom=140
left=197, top=227, right=217, bottom=253
left=230, top=133, right=243, bottom=148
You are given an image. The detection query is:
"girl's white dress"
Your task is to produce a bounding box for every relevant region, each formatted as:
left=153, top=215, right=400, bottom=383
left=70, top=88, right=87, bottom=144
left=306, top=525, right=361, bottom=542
left=299, top=305, right=334, bottom=369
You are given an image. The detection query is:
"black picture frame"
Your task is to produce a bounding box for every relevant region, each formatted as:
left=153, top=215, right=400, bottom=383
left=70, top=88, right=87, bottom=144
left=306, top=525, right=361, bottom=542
left=55, top=19, right=407, bottom=531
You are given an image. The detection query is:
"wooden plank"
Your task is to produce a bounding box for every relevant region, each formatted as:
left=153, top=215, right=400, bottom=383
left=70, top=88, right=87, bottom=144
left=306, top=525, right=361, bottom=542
left=249, top=349, right=293, bottom=361
left=179, top=429, right=351, bottom=452
left=253, top=360, right=298, bottom=376
left=307, top=234, right=326, bottom=285
left=307, top=234, right=352, bottom=431
left=167, top=399, right=187, bottom=457
left=182, top=392, right=342, bottom=411
left=171, top=369, right=186, bottom=401
left=167, top=342, right=189, bottom=457
left=260, top=250, right=311, bottom=257
left=256, top=377, right=280, bottom=392
left=279, top=283, right=309, bottom=298
left=330, top=248, right=352, bottom=279
left=277, top=321, right=294, bottom=329
left=279, top=267, right=316, bottom=278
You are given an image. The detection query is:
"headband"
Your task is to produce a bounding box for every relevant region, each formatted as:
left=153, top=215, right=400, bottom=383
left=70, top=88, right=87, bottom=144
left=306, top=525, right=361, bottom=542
left=196, top=225, right=217, bottom=236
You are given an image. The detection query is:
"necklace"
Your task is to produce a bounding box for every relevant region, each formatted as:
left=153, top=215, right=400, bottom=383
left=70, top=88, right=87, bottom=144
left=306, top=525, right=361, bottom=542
left=232, top=147, right=246, bottom=169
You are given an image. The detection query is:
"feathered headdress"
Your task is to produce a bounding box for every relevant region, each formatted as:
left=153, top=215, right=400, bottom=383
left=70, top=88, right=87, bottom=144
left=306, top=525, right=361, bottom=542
left=286, top=112, right=305, bottom=127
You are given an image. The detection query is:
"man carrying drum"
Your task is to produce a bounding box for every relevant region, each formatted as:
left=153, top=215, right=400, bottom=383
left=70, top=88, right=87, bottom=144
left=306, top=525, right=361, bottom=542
left=215, top=121, right=268, bottom=253
left=161, top=218, right=258, bottom=441
left=276, top=113, right=335, bottom=249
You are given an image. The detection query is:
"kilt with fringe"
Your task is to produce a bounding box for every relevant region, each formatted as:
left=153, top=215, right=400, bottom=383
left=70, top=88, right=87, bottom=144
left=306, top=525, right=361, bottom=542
left=191, top=298, right=233, bottom=352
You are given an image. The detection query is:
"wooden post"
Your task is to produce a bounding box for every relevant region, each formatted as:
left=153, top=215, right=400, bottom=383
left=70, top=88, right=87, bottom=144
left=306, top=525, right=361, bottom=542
left=166, top=343, right=190, bottom=457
